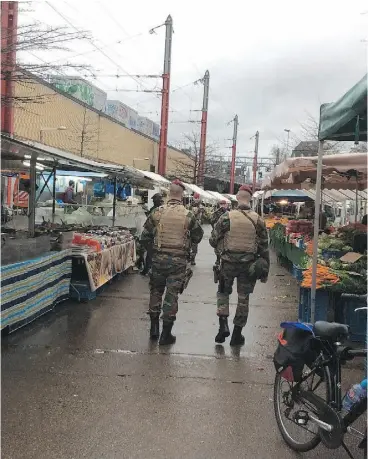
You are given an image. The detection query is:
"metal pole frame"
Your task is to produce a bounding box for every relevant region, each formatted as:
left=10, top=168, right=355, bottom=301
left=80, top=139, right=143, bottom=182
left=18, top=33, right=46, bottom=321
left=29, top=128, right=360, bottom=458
left=52, top=166, right=56, bottom=224
left=112, top=176, right=117, bottom=227
left=28, top=152, right=37, bottom=237
left=310, top=140, right=324, bottom=323
left=355, top=176, right=359, bottom=223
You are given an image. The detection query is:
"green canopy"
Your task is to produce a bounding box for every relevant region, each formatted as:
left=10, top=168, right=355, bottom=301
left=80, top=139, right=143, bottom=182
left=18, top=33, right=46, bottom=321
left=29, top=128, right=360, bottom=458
left=318, top=74, right=367, bottom=141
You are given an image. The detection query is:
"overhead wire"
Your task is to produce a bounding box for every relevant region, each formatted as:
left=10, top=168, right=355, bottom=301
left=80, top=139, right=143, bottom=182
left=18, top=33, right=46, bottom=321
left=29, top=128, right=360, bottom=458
left=45, top=1, right=150, bottom=92
left=43, top=2, right=206, bottom=143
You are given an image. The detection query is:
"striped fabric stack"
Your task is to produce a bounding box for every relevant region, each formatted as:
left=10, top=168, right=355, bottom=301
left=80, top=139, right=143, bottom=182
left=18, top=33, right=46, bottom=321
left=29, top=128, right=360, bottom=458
left=1, top=250, right=72, bottom=333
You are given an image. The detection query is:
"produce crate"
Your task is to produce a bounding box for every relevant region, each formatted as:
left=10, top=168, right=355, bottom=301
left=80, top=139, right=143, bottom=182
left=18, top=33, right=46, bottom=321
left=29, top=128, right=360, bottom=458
left=341, top=296, right=367, bottom=343
left=292, top=264, right=306, bottom=283
left=298, top=288, right=332, bottom=323
left=321, top=249, right=347, bottom=260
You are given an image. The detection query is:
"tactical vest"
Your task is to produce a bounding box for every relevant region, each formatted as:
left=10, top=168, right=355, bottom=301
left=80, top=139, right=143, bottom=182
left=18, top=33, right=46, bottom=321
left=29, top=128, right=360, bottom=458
left=153, top=203, right=191, bottom=256
left=223, top=209, right=258, bottom=253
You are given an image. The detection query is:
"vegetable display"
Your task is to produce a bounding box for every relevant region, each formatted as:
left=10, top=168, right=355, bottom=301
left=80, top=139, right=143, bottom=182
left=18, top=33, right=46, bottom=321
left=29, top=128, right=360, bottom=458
left=301, top=264, right=340, bottom=289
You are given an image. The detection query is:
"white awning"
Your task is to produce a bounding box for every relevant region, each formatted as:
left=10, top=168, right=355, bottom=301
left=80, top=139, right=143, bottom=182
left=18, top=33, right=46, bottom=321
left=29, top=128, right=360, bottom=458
left=182, top=183, right=216, bottom=203
left=137, top=170, right=170, bottom=187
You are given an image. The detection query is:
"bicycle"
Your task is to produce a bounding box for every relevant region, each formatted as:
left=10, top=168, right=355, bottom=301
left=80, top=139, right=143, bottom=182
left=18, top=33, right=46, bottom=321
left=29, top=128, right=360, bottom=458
left=273, top=294, right=367, bottom=458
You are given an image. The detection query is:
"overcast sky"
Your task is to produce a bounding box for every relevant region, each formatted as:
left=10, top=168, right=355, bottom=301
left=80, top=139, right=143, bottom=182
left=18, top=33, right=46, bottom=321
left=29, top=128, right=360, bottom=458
left=20, top=0, right=368, bottom=159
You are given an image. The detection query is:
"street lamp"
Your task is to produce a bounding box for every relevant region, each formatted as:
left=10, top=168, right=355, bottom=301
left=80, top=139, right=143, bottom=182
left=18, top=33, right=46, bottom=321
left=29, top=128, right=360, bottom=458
left=284, top=129, right=291, bottom=156
left=39, top=126, right=67, bottom=143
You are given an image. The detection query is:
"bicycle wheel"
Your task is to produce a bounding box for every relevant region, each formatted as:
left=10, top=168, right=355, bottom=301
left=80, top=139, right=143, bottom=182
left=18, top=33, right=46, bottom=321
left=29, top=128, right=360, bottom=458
left=274, top=364, right=332, bottom=452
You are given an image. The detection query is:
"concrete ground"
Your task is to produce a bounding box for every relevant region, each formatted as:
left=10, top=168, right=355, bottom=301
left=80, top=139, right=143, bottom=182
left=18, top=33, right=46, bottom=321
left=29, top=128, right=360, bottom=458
left=2, top=226, right=366, bottom=459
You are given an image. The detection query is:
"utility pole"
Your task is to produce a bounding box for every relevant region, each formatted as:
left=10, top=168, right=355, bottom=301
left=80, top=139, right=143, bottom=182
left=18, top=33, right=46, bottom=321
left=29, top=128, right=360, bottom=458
left=158, top=15, right=173, bottom=176
left=252, top=131, right=259, bottom=192
left=1, top=1, right=18, bottom=135
left=229, top=115, right=238, bottom=194
left=198, top=70, right=210, bottom=187
left=284, top=128, right=291, bottom=157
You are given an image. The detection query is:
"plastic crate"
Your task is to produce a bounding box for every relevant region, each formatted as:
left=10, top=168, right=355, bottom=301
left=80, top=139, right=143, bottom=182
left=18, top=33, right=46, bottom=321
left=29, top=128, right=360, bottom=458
left=298, top=288, right=331, bottom=323
left=292, top=264, right=306, bottom=283
left=321, top=249, right=346, bottom=260
left=70, top=282, right=97, bottom=302
left=341, top=297, right=367, bottom=343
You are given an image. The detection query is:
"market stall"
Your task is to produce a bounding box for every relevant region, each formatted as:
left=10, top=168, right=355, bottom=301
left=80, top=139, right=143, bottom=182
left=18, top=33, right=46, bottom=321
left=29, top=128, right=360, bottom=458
left=1, top=250, right=72, bottom=333
left=70, top=228, right=136, bottom=301
left=262, top=74, right=367, bottom=337
left=1, top=136, right=159, bottom=328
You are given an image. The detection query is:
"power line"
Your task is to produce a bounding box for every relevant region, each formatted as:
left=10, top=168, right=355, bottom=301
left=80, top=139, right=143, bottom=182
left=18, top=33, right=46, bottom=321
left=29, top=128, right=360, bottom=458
left=97, top=1, right=130, bottom=37
left=45, top=1, right=148, bottom=91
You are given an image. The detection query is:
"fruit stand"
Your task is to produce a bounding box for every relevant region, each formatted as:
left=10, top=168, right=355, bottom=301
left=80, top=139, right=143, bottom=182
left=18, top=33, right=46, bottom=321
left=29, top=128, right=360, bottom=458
left=268, top=214, right=367, bottom=341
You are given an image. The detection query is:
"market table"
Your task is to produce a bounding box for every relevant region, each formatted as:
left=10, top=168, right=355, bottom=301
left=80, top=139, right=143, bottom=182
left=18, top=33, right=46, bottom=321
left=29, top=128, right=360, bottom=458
left=1, top=250, right=72, bottom=332
left=70, top=239, right=136, bottom=300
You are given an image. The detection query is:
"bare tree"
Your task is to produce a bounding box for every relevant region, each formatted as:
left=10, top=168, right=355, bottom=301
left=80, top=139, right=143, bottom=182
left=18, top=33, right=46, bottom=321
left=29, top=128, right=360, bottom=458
left=1, top=4, right=91, bottom=109
left=350, top=142, right=368, bottom=153
left=270, top=144, right=289, bottom=165
left=298, top=113, right=343, bottom=152
left=169, top=132, right=220, bottom=184
left=65, top=107, right=100, bottom=157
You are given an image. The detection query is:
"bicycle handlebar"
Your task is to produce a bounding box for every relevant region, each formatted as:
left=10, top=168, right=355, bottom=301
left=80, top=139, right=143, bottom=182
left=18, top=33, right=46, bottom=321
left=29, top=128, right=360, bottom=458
left=347, top=349, right=367, bottom=358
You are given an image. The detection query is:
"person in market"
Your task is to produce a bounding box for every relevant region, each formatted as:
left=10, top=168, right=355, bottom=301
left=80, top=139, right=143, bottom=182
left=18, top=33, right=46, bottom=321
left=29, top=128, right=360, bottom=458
left=140, top=193, right=164, bottom=275
left=63, top=180, right=78, bottom=206
left=210, top=200, right=229, bottom=272
left=210, top=185, right=269, bottom=346
left=140, top=180, right=204, bottom=345
left=210, top=200, right=229, bottom=229
left=189, top=193, right=204, bottom=265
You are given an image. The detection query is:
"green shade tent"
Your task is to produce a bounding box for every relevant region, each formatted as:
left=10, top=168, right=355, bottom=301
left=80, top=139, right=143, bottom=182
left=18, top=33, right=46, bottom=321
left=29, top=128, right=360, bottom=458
left=318, top=74, right=367, bottom=142
left=309, top=75, right=368, bottom=322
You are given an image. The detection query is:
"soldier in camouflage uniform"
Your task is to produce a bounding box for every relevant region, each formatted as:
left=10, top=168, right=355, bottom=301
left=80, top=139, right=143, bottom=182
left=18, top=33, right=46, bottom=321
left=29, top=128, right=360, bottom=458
left=189, top=194, right=204, bottom=265
left=140, top=193, right=164, bottom=275
left=209, top=185, right=269, bottom=346
left=210, top=200, right=229, bottom=266
left=210, top=200, right=228, bottom=228
left=141, top=180, right=203, bottom=345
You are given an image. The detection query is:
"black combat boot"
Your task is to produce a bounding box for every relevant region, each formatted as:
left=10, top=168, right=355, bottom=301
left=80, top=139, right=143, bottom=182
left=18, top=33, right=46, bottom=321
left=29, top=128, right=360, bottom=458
left=149, top=316, right=160, bottom=340
left=190, top=257, right=196, bottom=266
left=159, top=321, right=176, bottom=345
left=230, top=325, right=245, bottom=346
left=215, top=316, right=230, bottom=343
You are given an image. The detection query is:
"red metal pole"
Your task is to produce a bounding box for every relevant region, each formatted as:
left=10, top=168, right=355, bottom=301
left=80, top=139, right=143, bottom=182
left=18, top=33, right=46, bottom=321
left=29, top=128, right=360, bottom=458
left=1, top=1, right=18, bottom=135
left=158, top=73, right=170, bottom=175
left=157, top=15, right=173, bottom=176
left=198, top=70, right=210, bottom=187
left=229, top=115, right=238, bottom=194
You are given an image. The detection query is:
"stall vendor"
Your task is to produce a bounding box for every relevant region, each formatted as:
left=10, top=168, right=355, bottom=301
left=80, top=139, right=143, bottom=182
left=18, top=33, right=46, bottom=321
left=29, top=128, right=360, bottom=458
left=63, top=180, right=77, bottom=204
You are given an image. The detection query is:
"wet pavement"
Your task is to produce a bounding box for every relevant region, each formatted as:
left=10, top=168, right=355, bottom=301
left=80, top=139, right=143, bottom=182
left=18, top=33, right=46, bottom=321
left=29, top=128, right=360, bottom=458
left=2, top=226, right=365, bottom=458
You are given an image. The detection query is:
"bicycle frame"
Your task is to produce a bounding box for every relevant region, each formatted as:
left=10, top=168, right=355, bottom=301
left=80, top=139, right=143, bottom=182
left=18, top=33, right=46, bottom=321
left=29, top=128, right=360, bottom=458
left=288, top=340, right=367, bottom=430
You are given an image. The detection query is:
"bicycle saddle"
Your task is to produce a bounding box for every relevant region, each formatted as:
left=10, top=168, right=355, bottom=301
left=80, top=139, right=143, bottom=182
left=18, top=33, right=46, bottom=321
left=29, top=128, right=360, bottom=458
left=314, top=321, right=349, bottom=341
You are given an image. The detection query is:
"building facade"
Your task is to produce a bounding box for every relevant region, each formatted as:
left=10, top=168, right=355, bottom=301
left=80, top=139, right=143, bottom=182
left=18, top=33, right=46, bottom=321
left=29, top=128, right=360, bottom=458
left=13, top=76, right=194, bottom=178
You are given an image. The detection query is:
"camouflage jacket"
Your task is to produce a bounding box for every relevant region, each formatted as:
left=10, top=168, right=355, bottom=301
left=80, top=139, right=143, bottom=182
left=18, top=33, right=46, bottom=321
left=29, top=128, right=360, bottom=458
left=209, top=204, right=269, bottom=264
left=141, top=199, right=204, bottom=259
left=210, top=207, right=227, bottom=228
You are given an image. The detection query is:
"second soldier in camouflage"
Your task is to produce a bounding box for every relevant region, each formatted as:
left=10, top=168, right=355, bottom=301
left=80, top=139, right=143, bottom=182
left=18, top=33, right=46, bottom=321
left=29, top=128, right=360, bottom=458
left=210, top=185, right=269, bottom=346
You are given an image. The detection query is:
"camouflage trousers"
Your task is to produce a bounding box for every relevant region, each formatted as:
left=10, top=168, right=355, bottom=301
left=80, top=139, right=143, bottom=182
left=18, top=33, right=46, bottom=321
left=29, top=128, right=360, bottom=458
left=149, top=257, right=187, bottom=322
left=217, top=261, right=256, bottom=327
left=191, top=243, right=198, bottom=261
